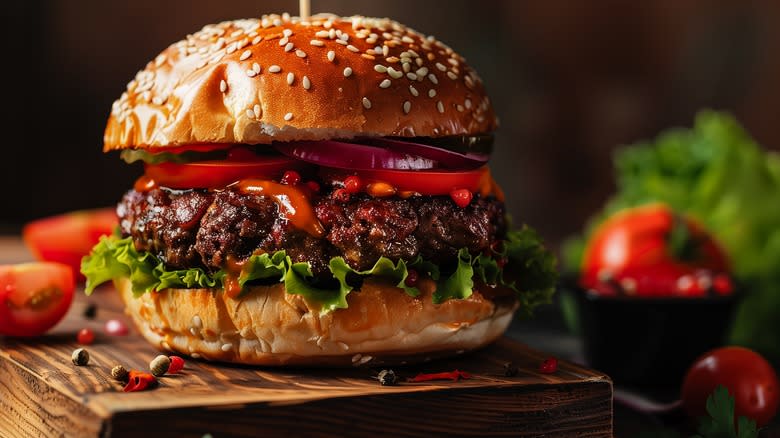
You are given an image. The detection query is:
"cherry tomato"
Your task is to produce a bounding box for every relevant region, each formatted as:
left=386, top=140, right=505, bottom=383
left=321, top=166, right=487, bottom=196
left=681, top=346, right=779, bottom=427
left=581, top=204, right=730, bottom=296
left=145, top=155, right=308, bottom=189
left=0, top=263, right=75, bottom=336
left=23, top=208, right=117, bottom=281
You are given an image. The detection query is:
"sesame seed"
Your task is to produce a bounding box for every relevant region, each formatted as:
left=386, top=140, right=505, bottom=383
left=284, top=112, right=293, bottom=121
left=285, top=42, right=294, bottom=52
left=286, top=72, right=295, bottom=85
left=226, top=43, right=237, bottom=54
left=239, top=50, right=252, bottom=61
left=315, top=30, right=329, bottom=38
left=402, top=63, right=411, bottom=73
left=383, top=45, right=390, bottom=56
left=252, top=63, right=261, bottom=73
left=231, top=29, right=244, bottom=38
left=465, top=98, right=472, bottom=109
left=361, top=53, right=375, bottom=60
left=374, top=65, right=387, bottom=73
left=457, top=104, right=464, bottom=112
left=340, top=33, right=349, bottom=42
left=196, top=60, right=207, bottom=69
left=246, top=69, right=257, bottom=77
left=343, top=67, right=353, bottom=77
left=416, top=67, right=429, bottom=77
left=246, top=108, right=256, bottom=118
left=221, top=343, right=233, bottom=352
left=189, top=327, right=198, bottom=336
left=329, top=29, right=337, bottom=39
left=254, top=104, right=262, bottom=117
left=387, top=67, right=403, bottom=79
left=362, top=97, right=372, bottom=109
left=279, top=37, right=288, bottom=46
left=380, top=79, right=392, bottom=88
left=403, top=101, right=411, bottom=114
left=269, top=65, right=281, bottom=73
left=219, top=80, right=227, bottom=92
left=327, top=50, right=336, bottom=62
left=347, top=45, right=359, bottom=52
left=428, top=89, right=437, bottom=98
left=428, top=73, right=439, bottom=84
left=310, top=39, right=324, bottom=46
left=409, top=85, right=419, bottom=96
left=303, top=75, right=311, bottom=90
left=237, top=38, right=249, bottom=49
left=448, top=58, right=459, bottom=66
left=447, top=71, right=458, bottom=80
left=335, top=39, right=347, bottom=45
left=386, top=56, right=399, bottom=63
left=436, top=62, right=447, bottom=71
left=437, top=101, right=445, bottom=113
left=252, top=36, right=263, bottom=45
left=406, top=72, right=418, bottom=80
left=283, top=28, right=293, bottom=37
left=296, top=49, right=307, bottom=58
left=152, top=96, right=164, bottom=105
left=402, top=36, right=414, bottom=43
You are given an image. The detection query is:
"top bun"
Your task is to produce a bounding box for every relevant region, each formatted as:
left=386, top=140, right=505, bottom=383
left=104, top=13, right=497, bottom=151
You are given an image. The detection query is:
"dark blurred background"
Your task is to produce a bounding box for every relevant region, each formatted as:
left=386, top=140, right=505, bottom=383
left=3, top=0, right=780, bottom=250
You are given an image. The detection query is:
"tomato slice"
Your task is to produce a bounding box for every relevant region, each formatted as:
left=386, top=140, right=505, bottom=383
left=321, top=166, right=488, bottom=195
left=144, top=155, right=307, bottom=189
left=0, top=263, right=75, bottom=336
left=23, top=208, right=117, bottom=281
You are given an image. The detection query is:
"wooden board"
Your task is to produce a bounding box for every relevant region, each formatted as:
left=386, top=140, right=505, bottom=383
left=0, top=239, right=613, bottom=437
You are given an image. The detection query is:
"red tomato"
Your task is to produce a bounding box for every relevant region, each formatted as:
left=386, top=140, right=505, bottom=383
left=321, top=166, right=487, bottom=196
left=581, top=204, right=729, bottom=296
left=682, top=346, right=779, bottom=427
left=23, top=208, right=117, bottom=281
left=145, top=155, right=307, bottom=189
left=0, top=263, right=75, bottom=336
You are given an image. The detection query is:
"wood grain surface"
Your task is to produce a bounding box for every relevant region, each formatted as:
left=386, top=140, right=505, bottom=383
left=0, top=238, right=613, bottom=437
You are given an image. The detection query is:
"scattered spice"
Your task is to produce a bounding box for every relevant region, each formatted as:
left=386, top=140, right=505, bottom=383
left=83, top=303, right=97, bottom=319
left=503, top=362, right=518, bottom=377
left=378, top=369, right=398, bottom=386
left=71, top=348, right=90, bottom=366
left=168, top=356, right=185, bottom=374
left=124, top=370, right=157, bottom=392
left=105, top=319, right=129, bottom=336
left=539, top=357, right=558, bottom=374
left=77, top=328, right=95, bottom=345
left=150, top=355, right=171, bottom=377
left=409, top=369, right=471, bottom=382
left=111, top=365, right=129, bottom=382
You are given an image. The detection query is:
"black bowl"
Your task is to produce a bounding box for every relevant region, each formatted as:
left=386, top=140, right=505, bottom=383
left=560, top=280, right=739, bottom=387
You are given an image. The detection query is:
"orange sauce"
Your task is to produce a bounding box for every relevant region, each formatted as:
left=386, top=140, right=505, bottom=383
left=237, top=179, right=325, bottom=238
left=134, top=175, right=158, bottom=192
left=222, top=256, right=247, bottom=299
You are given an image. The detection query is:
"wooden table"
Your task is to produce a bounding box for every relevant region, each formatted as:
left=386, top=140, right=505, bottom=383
left=0, top=236, right=613, bottom=437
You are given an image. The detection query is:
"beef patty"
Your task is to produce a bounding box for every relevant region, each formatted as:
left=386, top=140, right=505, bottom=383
left=118, top=186, right=506, bottom=277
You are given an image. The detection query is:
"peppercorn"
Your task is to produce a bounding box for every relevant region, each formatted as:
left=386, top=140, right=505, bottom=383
left=71, top=348, right=90, bottom=366
left=111, top=365, right=129, bottom=382
left=378, top=369, right=397, bottom=386
left=503, top=362, right=518, bottom=377
left=150, top=355, right=171, bottom=377
left=83, top=303, right=97, bottom=320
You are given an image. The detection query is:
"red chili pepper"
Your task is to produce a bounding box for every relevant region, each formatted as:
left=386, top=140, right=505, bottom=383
left=123, top=370, right=158, bottom=392
left=343, top=175, right=364, bottom=194
left=539, top=357, right=558, bottom=374
left=409, top=369, right=472, bottom=382
left=77, top=328, right=95, bottom=345
left=168, top=356, right=185, bottom=374
left=449, top=188, right=473, bottom=208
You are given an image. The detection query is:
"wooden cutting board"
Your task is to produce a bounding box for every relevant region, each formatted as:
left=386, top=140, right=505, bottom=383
left=0, top=232, right=612, bottom=437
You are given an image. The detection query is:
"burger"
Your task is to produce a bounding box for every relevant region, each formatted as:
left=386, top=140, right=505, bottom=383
left=82, top=13, right=556, bottom=366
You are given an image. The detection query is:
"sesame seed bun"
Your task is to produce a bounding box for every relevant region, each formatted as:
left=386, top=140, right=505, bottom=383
left=104, top=14, right=496, bottom=151
left=118, top=277, right=517, bottom=366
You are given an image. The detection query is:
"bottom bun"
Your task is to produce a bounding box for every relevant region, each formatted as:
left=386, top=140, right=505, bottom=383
left=118, top=276, right=518, bottom=366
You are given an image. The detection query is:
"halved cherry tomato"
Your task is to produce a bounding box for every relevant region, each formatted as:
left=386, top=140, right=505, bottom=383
left=145, top=155, right=307, bottom=189
left=682, top=346, right=779, bottom=427
left=23, top=208, right=117, bottom=281
left=0, top=263, right=75, bottom=336
left=580, top=204, right=729, bottom=296
left=321, top=166, right=488, bottom=196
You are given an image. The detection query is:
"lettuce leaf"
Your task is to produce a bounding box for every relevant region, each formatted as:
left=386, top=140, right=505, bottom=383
left=82, top=226, right=556, bottom=315
left=563, top=110, right=780, bottom=361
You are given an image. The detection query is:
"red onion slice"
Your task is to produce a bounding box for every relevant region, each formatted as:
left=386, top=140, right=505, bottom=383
left=360, top=138, right=489, bottom=169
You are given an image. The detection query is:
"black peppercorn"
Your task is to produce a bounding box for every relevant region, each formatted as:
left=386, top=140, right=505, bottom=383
left=72, top=348, right=90, bottom=366
left=503, top=362, right=518, bottom=377
left=83, top=303, right=98, bottom=320
left=378, top=369, right=397, bottom=386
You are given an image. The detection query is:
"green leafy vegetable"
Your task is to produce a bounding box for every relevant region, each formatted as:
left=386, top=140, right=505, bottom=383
left=120, top=149, right=227, bottom=164
left=82, top=226, right=556, bottom=314
left=563, top=110, right=780, bottom=361
left=693, top=386, right=758, bottom=438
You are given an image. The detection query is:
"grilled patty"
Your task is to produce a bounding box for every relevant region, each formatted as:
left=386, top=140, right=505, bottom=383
left=118, top=186, right=506, bottom=277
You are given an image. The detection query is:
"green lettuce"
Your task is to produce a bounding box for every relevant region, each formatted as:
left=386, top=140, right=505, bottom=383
left=563, top=110, right=780, bottom=361
left=82, top=225, right=556, bottom=315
